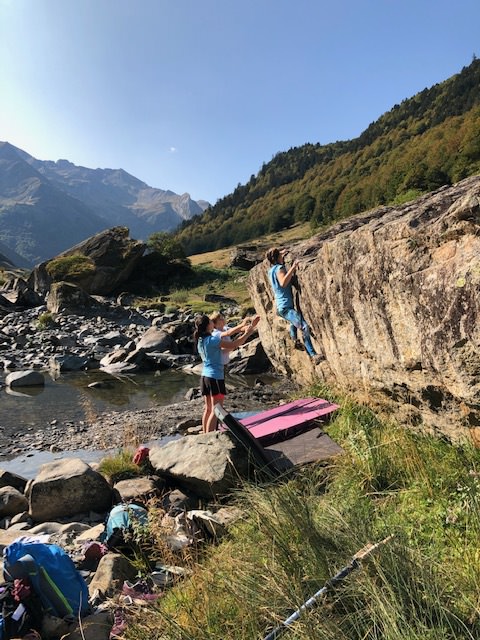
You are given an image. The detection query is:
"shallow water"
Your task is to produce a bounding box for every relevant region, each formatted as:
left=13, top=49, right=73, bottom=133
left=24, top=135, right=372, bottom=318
left=0, top=369, right=198, bottom=432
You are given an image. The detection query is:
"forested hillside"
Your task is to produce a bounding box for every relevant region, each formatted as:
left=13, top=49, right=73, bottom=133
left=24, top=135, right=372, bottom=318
left=175, top=58, right=480, bottom=254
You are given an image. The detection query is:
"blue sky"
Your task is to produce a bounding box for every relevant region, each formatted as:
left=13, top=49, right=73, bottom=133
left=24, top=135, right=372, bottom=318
left=1, top=0, right=479, bottom=204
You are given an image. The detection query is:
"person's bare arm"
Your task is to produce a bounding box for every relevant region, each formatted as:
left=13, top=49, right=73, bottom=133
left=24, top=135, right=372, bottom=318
left=220, top=317, right=249, bottom=337
left=276, top=261, right=298, bottom=288
left=220, top=316, right=260, bottom=350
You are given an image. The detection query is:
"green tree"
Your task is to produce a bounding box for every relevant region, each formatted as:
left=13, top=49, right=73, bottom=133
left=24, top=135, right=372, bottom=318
left=147, top=232, right=189, bottom=265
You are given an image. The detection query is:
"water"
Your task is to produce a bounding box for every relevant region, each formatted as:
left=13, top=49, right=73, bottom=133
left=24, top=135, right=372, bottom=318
left=0, top=369, right=199, bottom=433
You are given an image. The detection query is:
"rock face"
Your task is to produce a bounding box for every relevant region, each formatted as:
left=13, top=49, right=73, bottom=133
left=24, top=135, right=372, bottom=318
left=249, top=176, right=480, bottom=442
left=29, top=226, right=146, bottom=296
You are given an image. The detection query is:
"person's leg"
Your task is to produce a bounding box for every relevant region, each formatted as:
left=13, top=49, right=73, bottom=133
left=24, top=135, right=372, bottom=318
left=282, top=308, right=317, bottom=356
left=202, top=395, right=214, bottom=433
left=205, top=394, right=224, bottom=432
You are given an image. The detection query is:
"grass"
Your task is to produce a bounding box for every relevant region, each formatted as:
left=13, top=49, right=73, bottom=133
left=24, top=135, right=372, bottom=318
left=98, top=449, right=144, bottom=483
left=121, top=385, right=480, bottom=639
left=189, top=222, right=312, bottom=268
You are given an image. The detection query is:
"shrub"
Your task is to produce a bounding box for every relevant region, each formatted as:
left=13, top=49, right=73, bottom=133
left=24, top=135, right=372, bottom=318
left=36, top=311, right=56, bottom=330
left=46, top=253, right=96, bottom=282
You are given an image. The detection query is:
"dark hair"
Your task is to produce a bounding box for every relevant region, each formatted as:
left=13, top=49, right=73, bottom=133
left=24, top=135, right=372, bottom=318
left=193, top=314, right=211, bottom=349
left=265, top=247, right=280, bottom=264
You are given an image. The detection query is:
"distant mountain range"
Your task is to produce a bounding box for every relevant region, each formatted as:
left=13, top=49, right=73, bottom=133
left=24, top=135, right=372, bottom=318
left=0, top=142, right=210, bottom=267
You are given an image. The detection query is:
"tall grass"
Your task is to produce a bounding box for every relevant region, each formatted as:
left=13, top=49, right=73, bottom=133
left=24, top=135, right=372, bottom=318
left=125, top=392, right=480, bottom=640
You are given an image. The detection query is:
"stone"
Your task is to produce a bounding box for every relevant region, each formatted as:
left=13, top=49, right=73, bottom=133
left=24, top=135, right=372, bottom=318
left=61, top=610, right=113, bottom=640
left=149, top=432, right=250, bottom=499
left=228, top=337, right=272, bottom=374
left=113, top=476, right=162, bottom=503
left=249, top=176, right=480, bottom=442
left=0, top=486, right=29, bottom=517
left=27, top=458, right=112, bottom=522
left=5, top=369, right=45, bottom=387
left=88, top=553, right=137, bottom=598
left=0, top=470, right=27, bottom=493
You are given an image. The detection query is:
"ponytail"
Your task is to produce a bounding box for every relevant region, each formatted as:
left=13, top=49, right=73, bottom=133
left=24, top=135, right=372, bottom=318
left=194, top=314, right=210, bottom=350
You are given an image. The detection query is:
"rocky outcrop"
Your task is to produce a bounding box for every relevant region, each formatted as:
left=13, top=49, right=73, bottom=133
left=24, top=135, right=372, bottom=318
left=249, top=176, right=480, bottom=442
left=28, top=226, right=146, bottom=296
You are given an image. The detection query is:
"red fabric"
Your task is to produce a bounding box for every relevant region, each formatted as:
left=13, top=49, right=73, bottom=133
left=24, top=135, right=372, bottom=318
left=133, top=446, right=150, bottom=465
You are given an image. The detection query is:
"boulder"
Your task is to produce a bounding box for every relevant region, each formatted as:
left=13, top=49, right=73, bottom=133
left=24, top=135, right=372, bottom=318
left=228, top=337, right=272, bottom=374
left=249, top=175, right=480, bottom=442
left=149, top=432, right=251, bottom=499
left=229, top=246, right=264, bottom=270
left=136, top=326, right=179, bottom=353
left=29, top=226, right=146, bottom=296
left=0, top=277, right=42, bottom=307
left=27, top=458, right=112, bottom=522
left=0, top=486, right=29, bottom=517
left=113, top=476, right=162, bottom=503
left=0, top=470, right=27, bottom=493
left=61, top=610, right=113, bottom=640
left=47, top=282, right=100, bottom=314
left=5, top=370, right=45, bottom=388
left=88, top=553, right=137, bottom=599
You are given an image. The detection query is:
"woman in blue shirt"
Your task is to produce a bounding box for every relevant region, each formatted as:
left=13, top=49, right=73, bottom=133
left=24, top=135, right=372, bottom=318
left=194, top=313, right=260, bottom=433
left=266, top=246, right=319, bottom=359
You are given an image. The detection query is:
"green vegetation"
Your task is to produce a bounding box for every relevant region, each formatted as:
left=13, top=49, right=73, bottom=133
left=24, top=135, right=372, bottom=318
left=134, top=264, right=252, bottom=314
left=125, top=387, right=479, bottom=639
left=175, top=59, right=480, bottom=255
left=98, top=449, right=143, bottom=483
left=36, top=311, right=56, bottom=330
left=46, top=253, right=96, bottom=282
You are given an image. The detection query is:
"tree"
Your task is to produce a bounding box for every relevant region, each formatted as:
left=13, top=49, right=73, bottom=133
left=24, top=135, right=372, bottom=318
left=147, top=232, right=189, bottom=265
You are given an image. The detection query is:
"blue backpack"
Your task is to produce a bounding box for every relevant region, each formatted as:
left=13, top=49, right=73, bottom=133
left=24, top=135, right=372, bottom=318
left=104, top=503, right=149, bottom=551
left=3, top=539, right=89, bottom=619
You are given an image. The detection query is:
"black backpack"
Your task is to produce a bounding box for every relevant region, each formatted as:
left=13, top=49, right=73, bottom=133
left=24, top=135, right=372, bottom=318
left=0, top=579, right=44, bottom=639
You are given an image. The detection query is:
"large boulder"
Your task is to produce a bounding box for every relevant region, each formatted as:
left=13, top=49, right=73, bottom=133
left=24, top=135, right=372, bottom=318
left=29, top=226, right=146, bottom=296
left=249, top=176, right=480, bottom=442
left=46, top=282, right=99, bottom=314
left=149, top=432, right=251, bottom=499
left=228, top=337, right=272, bottom=374
left=27, top=458, right=112, bottom=521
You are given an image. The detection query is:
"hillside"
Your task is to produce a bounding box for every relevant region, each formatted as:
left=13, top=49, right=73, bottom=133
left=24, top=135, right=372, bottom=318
left=175, top=59, right=480, bottom=254
left=0, top=143, right=209, bottom=266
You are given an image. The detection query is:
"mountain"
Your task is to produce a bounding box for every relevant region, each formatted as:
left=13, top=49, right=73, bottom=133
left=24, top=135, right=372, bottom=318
left=0, top=142, right=209, bottom=267
left=174, top=58, right=480, bottom=254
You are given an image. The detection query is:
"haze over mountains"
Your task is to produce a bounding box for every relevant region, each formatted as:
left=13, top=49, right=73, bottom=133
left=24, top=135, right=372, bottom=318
left=0, top=142, right=210, bottom=267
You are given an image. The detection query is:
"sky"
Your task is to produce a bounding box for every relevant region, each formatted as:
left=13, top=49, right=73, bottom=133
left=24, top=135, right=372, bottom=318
left=0, top=0, right=479, bottom=205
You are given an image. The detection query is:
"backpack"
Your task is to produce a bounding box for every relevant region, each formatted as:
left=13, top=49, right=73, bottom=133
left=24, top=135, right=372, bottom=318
left=0, top=579, right=44, bottom=640
left=3, top=540, right=90, bottom=620
left=104, top=503, right=149, bottom=552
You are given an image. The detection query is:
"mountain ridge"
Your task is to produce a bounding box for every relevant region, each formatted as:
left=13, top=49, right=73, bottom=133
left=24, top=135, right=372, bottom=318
left=174, top=58, right=480, bottom=254
left=0, top=142, right=209, bottom=266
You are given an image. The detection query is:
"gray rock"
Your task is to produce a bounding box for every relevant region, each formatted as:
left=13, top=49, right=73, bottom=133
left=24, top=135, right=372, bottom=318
left=0, top=470, right=27, bottom=493
left=113, top=476, right=162, bottom=503
left=0, top=486, right=29, bottom=517
left=5, top=369, right=45, bottom=387
left=249, top=175, right=480, bottom=442
left=28, top=458, right=112, bottom=522
left=149, top=432, right=250, bottom=499
left=88, top=553, right=137, bottom=599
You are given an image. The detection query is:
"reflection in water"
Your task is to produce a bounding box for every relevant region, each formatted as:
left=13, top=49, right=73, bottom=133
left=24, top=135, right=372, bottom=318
left=5, top=385, right=46, bottom=398
left=0, top=369, right=200, bottom=433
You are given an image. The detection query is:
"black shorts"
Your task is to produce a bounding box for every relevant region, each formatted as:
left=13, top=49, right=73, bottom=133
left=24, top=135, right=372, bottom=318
left=200, top=377, right=226, bottom=397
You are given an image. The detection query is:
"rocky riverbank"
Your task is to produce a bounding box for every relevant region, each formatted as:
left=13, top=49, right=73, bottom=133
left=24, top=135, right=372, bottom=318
left=0, top=378, right=293, bottom=460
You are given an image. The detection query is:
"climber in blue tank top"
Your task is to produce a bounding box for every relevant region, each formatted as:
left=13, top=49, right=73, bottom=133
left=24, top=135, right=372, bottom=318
left=266, top=246, right=320, bottom=361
